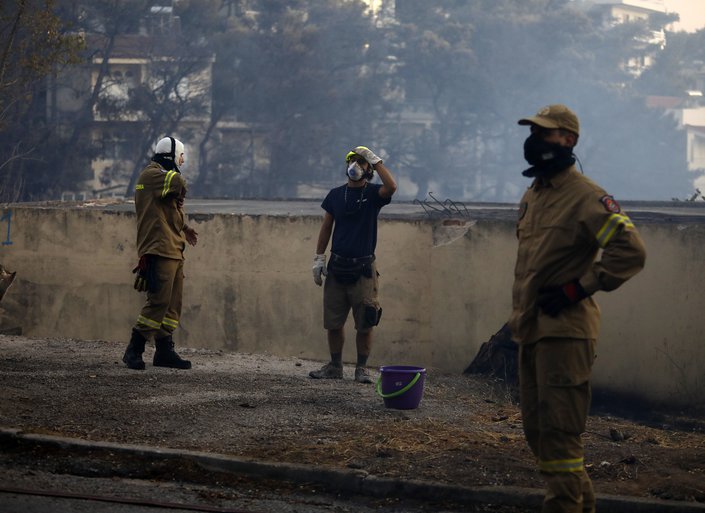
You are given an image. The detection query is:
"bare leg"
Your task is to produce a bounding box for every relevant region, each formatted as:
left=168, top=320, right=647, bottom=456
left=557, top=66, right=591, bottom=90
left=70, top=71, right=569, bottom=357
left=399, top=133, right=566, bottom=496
left=355, top=330, right=372, bottom=366
left=327, top=327, right=344, bottom=359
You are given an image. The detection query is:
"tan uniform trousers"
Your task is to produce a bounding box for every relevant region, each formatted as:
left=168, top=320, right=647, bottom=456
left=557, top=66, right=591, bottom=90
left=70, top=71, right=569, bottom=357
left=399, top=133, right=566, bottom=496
left=134, top=256, right=183, bottom=340
left=519, top=338, right=597, bottom=513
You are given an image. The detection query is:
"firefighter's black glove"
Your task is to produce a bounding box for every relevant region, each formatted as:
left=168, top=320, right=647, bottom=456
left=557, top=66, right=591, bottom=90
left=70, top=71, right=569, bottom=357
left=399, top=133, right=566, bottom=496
left=133, top=255, right=157, bottom=293
left=537, top=279, right=589, bottom=317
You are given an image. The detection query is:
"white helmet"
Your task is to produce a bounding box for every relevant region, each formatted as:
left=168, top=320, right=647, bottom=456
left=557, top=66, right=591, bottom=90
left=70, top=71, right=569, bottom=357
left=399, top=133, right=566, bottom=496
left=154, top=136, right=185, bottom=164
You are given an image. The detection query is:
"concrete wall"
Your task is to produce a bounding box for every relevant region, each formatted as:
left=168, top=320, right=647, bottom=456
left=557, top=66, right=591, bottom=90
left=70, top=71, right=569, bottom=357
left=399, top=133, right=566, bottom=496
left=0, top=203, right=704, bottom=407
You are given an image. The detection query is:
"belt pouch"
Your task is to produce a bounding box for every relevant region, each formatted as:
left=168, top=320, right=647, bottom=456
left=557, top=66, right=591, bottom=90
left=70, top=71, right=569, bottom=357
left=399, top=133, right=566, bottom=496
left=328, top=259, right=363, bottom=284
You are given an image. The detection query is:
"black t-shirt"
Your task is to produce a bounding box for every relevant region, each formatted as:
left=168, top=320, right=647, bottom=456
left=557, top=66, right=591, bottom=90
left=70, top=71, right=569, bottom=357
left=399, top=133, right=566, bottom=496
left=321, top=182, right=391, bottom=258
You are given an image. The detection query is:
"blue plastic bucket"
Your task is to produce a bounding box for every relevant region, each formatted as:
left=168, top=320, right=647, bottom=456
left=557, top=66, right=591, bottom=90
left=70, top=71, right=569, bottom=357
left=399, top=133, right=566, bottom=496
left=376, top=365, right=426, bottom=410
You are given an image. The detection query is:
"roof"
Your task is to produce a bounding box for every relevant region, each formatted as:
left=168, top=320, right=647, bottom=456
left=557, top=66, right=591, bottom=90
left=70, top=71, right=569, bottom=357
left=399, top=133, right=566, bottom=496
left=685, top=125, right=705, bottom=135
left=85, top=34, right=213, bottom=61
left=646, top=95, right=683, bottom=109
left=588, top=0, right=667, bottom=14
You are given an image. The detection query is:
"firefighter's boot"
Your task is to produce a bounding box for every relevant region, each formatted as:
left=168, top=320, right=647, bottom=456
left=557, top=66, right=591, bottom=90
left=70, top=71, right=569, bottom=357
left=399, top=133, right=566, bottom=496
left=153, top=335, right=191, bottom=369
left=123, top=329, right=147, bottom=370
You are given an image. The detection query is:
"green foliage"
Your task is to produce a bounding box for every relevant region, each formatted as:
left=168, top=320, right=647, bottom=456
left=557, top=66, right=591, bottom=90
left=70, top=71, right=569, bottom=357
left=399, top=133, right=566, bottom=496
left=636, top=29, right=705, bottom=96
left=52, top=0, right=218, bottom=197
left=195, top=0, right=390, bottom=198
left=380, top=0, right=693, bottom=201
left=0, top=0, right=83, bottom=105
left=0, top=0, right=83, bottom=201
left=0, top=0, right=700, bottom=201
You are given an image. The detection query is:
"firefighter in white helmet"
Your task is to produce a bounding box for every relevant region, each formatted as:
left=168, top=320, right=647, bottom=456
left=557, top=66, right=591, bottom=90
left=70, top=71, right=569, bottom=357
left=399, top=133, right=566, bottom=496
left=123, top=136, right=198, bottom=370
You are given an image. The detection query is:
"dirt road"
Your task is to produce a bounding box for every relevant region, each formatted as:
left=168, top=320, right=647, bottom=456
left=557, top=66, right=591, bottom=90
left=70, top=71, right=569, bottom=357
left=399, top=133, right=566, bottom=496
left=0, top=335, right=703, bottom=508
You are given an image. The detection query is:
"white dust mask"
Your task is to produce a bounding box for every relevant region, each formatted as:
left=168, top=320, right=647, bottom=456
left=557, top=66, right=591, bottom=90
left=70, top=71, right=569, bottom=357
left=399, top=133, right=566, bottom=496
left=346, top=161, right=365, bottom=181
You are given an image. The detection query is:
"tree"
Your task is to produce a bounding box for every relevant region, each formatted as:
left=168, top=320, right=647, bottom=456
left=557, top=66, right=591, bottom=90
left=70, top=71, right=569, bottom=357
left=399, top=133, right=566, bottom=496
left=0, top=0, right=83, bottom=202
left=47, top=0, right=217, bottom=198
left=192, top=0, right=392, bottom=198
left=1, top=0, right=694, bottom=202
left=380, top=0, right=600, bottom=201
left=380, top=0, right=690, bottom=201
left=51, top=0, right=154, bottom=198
left=635, top=29, right=705, bottom=97
left=382, top=2, right=478, bottom=199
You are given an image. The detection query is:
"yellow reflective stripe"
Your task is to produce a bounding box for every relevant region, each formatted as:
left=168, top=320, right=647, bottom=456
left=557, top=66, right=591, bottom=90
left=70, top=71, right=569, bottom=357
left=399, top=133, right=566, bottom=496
left=135, top=184, right=144, bottom=190
left=539, top=457, right=584, bottom=473
left=596, top=213, right=634, bottom=248
left=137, top=315, right=161, bottom=329
left=162, top=317, right=179, bottom=329
left=161, top=170, right=177, bottom=198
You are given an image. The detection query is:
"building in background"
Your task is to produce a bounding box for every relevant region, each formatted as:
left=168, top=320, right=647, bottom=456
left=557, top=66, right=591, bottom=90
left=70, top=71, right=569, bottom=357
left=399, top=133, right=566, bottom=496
left=46, top=0, right=704, bottom=201
left=48, top=4, right=214, bottom=200
left=573, top=1, right=705, bottom=195
left=584, top=0, right=667, bottom=76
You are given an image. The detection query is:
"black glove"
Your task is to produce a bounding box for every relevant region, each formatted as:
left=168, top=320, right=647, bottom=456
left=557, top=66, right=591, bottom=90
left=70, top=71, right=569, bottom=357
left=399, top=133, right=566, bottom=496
left=537, top=279, right=589, bottom=317
left=133, top=255, right=158, bottom=293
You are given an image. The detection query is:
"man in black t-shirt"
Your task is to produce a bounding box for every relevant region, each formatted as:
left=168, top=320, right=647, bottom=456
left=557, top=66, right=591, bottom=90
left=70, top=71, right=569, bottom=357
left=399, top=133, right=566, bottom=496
left=310, top=146, right=397, bottom=383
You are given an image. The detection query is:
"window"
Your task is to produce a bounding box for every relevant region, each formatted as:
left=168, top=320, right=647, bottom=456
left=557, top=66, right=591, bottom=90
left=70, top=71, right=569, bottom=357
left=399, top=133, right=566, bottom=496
left=99, top=135, right=131, bottom=160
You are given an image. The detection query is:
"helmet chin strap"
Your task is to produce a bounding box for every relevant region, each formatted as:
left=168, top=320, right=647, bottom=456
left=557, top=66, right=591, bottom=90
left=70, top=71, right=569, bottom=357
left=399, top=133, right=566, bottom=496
left=168, top=136, right=175, bottom=160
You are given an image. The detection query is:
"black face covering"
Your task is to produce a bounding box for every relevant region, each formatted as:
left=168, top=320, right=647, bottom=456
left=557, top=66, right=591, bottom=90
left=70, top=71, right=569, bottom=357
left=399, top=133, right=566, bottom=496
left=522, top=133, right=575, bottom=178
left=151, top=154, right=179, bottom=172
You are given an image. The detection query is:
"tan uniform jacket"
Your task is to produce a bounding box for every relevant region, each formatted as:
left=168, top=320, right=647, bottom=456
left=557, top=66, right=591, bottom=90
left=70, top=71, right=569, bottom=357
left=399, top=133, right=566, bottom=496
left=509, top=166, right=646, bottom=344
left=134, top=162, right=187, bottom=260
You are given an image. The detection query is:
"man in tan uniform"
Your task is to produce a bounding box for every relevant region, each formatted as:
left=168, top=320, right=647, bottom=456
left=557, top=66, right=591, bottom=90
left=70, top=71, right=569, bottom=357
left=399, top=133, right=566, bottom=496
left=510, top=105, right=646, bottom=513
left=122, top=136, right=198, bottom=370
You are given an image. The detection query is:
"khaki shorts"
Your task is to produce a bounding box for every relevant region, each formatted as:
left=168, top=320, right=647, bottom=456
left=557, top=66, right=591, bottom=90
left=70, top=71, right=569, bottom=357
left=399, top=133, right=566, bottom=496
left=323, top=261, right=381, bottom=333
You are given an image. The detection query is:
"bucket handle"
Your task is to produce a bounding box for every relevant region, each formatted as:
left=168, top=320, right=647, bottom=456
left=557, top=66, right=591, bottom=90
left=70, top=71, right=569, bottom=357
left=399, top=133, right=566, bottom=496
left=376, top=372, right=422, bottom=399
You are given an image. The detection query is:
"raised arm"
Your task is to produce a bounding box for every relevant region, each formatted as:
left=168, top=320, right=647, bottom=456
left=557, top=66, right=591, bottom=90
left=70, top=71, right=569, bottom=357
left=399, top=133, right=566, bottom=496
left=352, top=146, right=397, bottom=199
left=374, top=161, right=397, bottom=199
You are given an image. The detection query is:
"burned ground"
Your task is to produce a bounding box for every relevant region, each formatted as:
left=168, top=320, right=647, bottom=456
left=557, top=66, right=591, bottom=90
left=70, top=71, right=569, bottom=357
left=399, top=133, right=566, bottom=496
left=0, top=335, right=703, bottom=506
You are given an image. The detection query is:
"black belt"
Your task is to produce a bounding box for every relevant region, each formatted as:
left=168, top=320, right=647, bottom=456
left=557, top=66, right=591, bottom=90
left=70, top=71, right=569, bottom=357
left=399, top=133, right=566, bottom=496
left=330, top=253, right=375, bottom=265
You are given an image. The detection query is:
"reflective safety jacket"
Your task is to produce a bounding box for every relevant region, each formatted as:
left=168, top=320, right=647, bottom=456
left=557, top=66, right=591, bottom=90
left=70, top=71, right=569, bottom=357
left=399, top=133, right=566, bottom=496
left=509, top=166, right=646, bottom=344
left=134, top=162, right=188, bottom=259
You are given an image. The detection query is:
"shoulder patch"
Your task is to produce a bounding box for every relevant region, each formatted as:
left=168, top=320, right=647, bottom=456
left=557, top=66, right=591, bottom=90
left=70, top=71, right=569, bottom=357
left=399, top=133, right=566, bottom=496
left=599, top=195, right=621, bottom=213
left=518, top=202, right=528, bottom=221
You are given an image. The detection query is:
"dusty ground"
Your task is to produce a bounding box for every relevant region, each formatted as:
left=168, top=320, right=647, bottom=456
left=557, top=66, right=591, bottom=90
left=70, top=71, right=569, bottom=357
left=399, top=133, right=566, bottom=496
left=0, top=335, right=703, bottom=506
